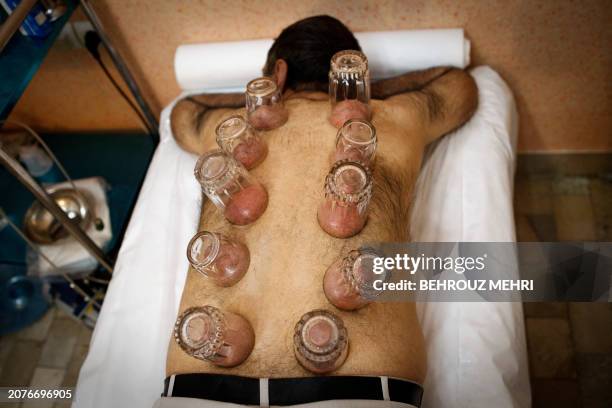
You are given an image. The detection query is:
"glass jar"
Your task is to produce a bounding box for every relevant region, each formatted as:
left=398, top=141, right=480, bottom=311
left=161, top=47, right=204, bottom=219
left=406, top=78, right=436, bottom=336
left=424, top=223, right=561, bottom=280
left=317, top=160, right=373, bottom=238
left=216, top=115, right=268, bottom=170
left=293, top=309, right=348, bottom=374
left=328, top=50, right=371, bottom=128
left=195, top=149, right=268, bottom=226
left=333, top=119, right=377, bottom=164
left=187, top=231, right=250, bottom=287
left=174, top=306, right=255, bottom=367
left=246, top=77, right=288, bottom=131
left=323, top=248, right=390, bottom=311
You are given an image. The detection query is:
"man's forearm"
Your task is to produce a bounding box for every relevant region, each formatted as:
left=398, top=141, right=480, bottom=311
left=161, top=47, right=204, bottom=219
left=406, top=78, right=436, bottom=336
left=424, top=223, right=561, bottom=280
left=371, top=66, right=454, bottom=99
left=187, top=93, right=245, bottom=109
left=170, top=92, right=244, bottom=155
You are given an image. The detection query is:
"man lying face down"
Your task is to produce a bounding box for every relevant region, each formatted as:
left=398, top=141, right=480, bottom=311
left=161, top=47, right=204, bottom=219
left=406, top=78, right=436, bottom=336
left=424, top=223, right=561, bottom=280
left=162, top=15, right=477, bottom=408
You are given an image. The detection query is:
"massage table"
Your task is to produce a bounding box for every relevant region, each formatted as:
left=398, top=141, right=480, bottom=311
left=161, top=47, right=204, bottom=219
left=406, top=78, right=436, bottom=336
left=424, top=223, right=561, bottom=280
left=74, top=65, right=530, bottom=408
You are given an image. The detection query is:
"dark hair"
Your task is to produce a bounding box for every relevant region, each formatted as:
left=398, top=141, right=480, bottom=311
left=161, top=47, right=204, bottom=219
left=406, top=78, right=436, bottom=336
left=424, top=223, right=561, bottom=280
left=263, top=15, right=360, bottom=92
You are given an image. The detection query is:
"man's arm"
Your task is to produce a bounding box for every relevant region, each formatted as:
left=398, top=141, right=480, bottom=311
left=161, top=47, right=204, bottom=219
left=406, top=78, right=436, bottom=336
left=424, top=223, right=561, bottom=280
left=170, top=93, right=244, bottom=154
left=371, top=67, right=453, bottom=99
left=375, top=68, right=478, bottom=144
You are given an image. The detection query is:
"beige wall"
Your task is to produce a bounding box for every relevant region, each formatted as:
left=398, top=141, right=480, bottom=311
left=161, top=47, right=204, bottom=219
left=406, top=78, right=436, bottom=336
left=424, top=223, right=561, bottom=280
left=9, top=0, right=612, bottom=152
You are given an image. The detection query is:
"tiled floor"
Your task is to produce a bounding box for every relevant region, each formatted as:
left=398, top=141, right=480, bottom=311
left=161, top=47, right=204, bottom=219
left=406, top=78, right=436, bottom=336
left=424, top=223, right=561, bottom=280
left=0, top=308, right=91, bottom=408
left=515, top=154, right=612, bottom=408
left=0, top=154, right=610, bottom=407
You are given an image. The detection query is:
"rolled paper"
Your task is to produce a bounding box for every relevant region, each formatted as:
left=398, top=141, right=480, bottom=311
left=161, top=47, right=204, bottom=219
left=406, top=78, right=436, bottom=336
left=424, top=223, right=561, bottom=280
left=174, top=29, right=470, bottom=92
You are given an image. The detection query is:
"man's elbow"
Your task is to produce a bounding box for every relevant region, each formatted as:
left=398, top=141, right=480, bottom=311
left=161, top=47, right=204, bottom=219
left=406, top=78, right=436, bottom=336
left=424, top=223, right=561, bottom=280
left=453, top=69, right=478, bottom=125
left=170, top=98, right=202, bottom=154
left=170, top=100, right=190, bottom=135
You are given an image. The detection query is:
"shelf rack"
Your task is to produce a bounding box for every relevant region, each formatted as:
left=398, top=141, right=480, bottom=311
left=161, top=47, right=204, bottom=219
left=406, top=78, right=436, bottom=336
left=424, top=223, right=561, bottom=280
left=0, top=0, right=160, bottom=321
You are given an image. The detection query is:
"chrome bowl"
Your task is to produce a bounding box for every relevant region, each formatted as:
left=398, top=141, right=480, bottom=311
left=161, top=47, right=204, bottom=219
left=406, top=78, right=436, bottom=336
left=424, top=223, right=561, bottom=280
left=23, top=188, right=93, bottom=244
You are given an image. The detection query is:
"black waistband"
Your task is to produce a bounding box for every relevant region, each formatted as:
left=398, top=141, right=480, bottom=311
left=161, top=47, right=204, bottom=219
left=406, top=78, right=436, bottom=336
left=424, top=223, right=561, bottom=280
left=164, top=373, right=423, bottom=407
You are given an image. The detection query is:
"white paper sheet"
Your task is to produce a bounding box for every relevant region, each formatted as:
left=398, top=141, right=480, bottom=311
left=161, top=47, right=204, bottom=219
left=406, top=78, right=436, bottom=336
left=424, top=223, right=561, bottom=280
left=412, top=67, right=530, bottom=408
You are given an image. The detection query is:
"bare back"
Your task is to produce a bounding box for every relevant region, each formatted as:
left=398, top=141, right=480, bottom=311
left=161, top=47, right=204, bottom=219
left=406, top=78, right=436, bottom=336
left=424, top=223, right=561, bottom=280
left=167, top=96, right=429, bottom=382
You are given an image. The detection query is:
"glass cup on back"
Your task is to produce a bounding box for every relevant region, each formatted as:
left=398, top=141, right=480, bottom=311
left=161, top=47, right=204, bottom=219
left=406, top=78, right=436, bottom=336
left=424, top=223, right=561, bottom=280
left=333, top=119, right=377, bottom=165
left=317, top=160, right=373, bottom=238
left=246, top=77, right=288, bottom=131
left=323, top=248, right=390, bottom=310
left=216, top=115, right=268, bottom=170
left=187, top=231, right=250, bottom=287
left=195, top=149, right=268, bottom=226
left=174, top=305, right=255, bottom=367
left=293, top=309, right=349, bottom=374
left=328, top=50, right=371, bottom=128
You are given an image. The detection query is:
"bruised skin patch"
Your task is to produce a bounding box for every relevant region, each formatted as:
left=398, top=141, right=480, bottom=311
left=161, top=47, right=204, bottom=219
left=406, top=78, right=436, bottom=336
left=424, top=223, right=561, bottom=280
left=224, top=184, right=269, bottom=226
left=308, top=319, right=333, bottom=347
left=232, top=137, right=268, bottom=170
left=249, top=104, right=289, bottom=130
left=330, top=99, right=371, bottom=128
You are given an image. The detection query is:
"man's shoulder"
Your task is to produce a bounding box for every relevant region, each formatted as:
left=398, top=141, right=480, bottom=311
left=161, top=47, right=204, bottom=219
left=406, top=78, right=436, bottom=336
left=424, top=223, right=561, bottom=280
left=370, top=95, right=426, bottom=130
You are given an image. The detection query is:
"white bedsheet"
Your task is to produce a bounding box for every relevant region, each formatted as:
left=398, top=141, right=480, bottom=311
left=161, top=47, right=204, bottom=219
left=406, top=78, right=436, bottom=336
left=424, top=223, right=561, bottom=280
left=75, top=66, right=530, bottom=408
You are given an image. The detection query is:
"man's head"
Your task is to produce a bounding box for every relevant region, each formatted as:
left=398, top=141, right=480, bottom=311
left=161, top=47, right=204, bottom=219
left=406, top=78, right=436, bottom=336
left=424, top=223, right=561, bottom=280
left=263, top=15, right=360, bottom=93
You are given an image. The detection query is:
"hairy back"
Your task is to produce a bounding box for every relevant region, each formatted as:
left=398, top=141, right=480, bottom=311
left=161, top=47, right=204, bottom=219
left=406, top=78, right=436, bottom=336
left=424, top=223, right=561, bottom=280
left=167, top=96, right=428, bottom=382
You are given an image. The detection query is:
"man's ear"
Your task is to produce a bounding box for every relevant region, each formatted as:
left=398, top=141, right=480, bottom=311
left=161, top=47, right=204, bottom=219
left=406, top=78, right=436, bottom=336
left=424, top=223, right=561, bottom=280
left=273, top=59, right=288, bottom=91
